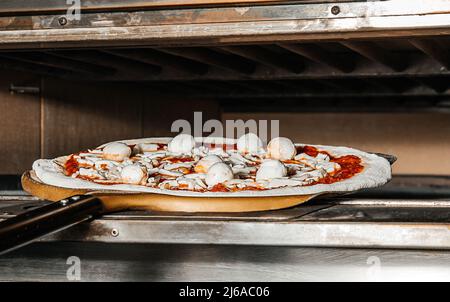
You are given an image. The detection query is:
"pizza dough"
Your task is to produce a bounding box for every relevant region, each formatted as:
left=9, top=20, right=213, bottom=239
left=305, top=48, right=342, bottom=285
left=31, top=135, right=392, bottom=198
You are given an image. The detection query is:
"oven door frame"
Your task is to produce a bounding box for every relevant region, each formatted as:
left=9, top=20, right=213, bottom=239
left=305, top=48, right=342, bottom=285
left=0, top=0, right=449, bottom=49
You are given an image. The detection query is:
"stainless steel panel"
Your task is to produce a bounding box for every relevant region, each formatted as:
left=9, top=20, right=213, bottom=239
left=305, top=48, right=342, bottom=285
left=43, top=218, right=450, bottom=250
left=19, top=1, right=450, bottom=30
left=1, top=196, right=450, bottom=250
left=0, top=0, right=449, bottom=47
left=0, top=243, right=449, bottom=281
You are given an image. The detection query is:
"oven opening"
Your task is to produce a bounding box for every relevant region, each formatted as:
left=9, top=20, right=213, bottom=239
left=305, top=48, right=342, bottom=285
left=1, top=41, right=449, bottom=200
left=0, top=0, right=449, bottom=282
left=0, top=39, right=448, bottom=229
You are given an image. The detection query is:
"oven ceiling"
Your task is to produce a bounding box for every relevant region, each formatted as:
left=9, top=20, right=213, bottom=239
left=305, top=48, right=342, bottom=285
left=0, top=0, right=448, bottom=103
left=0, top=39, right=448, bottom=103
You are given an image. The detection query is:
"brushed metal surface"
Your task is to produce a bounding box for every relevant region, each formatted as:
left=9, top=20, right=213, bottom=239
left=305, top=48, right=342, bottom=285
left=1, top=196, right=450, bottom=281
left=0, top=1, right=449, bottom=48
left=0, top=242, right=449, bottom=281
left=42, top=219, right=450, bottom=250
left=1, top=196, right=450, bottom=250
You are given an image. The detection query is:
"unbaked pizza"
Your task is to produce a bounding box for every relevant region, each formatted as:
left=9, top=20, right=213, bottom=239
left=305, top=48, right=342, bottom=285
left=32, top=134, right=392, bottom=197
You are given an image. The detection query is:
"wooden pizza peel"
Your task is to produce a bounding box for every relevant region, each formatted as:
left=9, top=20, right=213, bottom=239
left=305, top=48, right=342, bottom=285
left=21, top=171, right=316, bottom=213
left=0, top=171, right=317, bottom=255
left=0, top=153, right=395, bottom=255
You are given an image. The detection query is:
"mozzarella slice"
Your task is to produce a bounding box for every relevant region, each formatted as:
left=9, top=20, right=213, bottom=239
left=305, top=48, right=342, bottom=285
left=137, top=143, right=159, bottom=153
left=102, top=142, right=132, bottom=162
left=292, top=169, right=327, bottom=183
left=316, top=162, right=340, bottom=174
left=184, top=173, right=207, bottom=180
left=192, top=146, right=209, bottom=157
left=232, top=165, right=257, bottom=177
left=163, top=162, right=194, bottom=171
left=260, top=178, right=304, bottom=189
left=168, top=134, right=196, bottom=154
left=205, top=162, right=234, bottom=186
left=267, top=137, right=296, bottom=161
left=256, top=160, right=287, bottom=180
left=208, top=148, right=229, bottom=158
left=94, top=160, right=119, bottom=170
left=316, top=152, right=330, bottom=162
left=194, top=155, right=222, bottom=173
left=158, top=169, right=184, bottom=178
left=79, top=168, right=104, bottom=180
left=294, top=153, right=318, bottom=168
left=121, top=164, right=147, bottom=185
left=228, top=152, right=253, bottom=166
left=237, top=133, right=264, bottom=154
left=224, top=179, right=259, bottom=189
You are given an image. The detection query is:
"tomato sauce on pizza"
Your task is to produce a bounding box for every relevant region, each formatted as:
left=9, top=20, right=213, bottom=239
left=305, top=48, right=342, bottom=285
left=60, top=134, right=366, bottom=193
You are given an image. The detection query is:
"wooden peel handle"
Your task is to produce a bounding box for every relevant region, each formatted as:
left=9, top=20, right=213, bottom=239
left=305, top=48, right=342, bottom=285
left=0, top=195, right=104, bottom=255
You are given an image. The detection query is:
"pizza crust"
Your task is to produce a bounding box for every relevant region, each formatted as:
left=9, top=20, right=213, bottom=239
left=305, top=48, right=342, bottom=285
left=32, top=137, right=392, bottom=197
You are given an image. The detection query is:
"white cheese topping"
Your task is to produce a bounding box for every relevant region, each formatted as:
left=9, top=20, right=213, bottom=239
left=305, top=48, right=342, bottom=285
left=79, top=168, right=104, bottom=180
left=102, top=142, right=131, bottom=162
left=237, top=133, right=264, bottom=154
left=163, top=162, right=194, bottom=171
left=137, top=143, right=159, bottom=153
left=62, top=134, right=359, bottom=193
left=168, top=134, right=196, bottom=154
left=267, top=137, right=297, bottom=161
left=205, top=162, right=234, bottom=187
left=121, top=164, right=147, bottom=185
left=259, top=178, right=303, bottom=189
left=158, top=169, right=184, bottom=178
left=256, top=159, right=287, bottom=181
left=194, top=155, right=222, bottom=173
left=316, top=162, right=340, bottom=174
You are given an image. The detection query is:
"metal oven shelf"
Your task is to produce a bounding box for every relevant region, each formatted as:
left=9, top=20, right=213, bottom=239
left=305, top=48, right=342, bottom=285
left=1, top=195, right=450, bottom=250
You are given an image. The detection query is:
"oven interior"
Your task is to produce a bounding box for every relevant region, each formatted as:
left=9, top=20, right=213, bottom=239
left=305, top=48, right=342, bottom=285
left=0, top=1, right=449, bottom=253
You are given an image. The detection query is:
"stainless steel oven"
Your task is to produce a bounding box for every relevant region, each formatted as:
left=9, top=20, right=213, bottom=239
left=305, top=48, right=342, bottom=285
left=0, top=0, right=449, bottom=281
